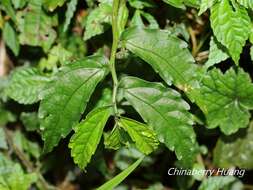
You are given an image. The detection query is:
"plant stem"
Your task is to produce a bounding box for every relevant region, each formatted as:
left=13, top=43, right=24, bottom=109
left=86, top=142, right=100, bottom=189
left=109, top=0, right=121, bottom=116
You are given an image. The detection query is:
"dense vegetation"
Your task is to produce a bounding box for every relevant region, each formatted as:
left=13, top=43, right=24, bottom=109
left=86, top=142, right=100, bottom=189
left=0, top=0, right=253, bottom=189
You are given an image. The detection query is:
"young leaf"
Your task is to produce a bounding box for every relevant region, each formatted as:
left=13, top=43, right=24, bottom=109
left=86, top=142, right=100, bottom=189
left=69, top=107, right=111, bottom=169
left=3, top=22, right=20, bottom=56
left=118, top=117, right=159, bottom=155
left=6, top=67, right=51, bottom=104
left=104, top=124, right=133, bottom=150
left=120, top=76, right=197, bottom=167
left=236, top=0, right=253, bottom=9
left=104, top=127, right=122, bottom=150
left=83, top=2, right=112, bottom=41
left=97, top=156, right=143, bottom=190
left=214, top=121, right=253, bottom=169
left=198, top=0, right=217, bottom=15
left=43, top=0, right=66, bottom=11
left=39, top=55, right=109, bottom=153
left=121, top=27, right=201, bottom=91
left=63, top=0, right=78, bottom=32
left=205, top=37, right=229, bottom=69
left=38, top=44, right=73, bottom=72
left=198, top=176, right=238, bottom=190
left=195, top=68, right=253, bottom=135
left=210, top=0, right=251, bottom=63
left=17, top=0, right=57, bottom=52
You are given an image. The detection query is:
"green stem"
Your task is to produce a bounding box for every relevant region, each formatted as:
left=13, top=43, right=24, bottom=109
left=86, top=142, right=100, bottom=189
left=109, top=0, right=121, bottom=116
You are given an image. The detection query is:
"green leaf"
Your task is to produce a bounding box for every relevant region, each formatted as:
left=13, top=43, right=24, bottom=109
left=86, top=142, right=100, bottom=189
left=38, top=44, right=73, bottom=72
left=118, top=117, right=159, bottom=155
left=69, top=107, right=111, bottom=169
left=17, top=0, right=57, bottom=52
left=63, top=0, right=78, bottom=32
left=13, top=130, right=41, bottom=159
left=0, top=105, right=16, bottom=126
left=0, top=154, right=37, bottom=190
left=20, top=112, right=40, bottom=132
left=104, top=127, right=122, bottom=150
left=236, top=0, right=253, bottom=9
left=162, top=0, right=185, bottom=9
left=97, top=157, right=143, bottom=190
left=6, top=67, right=51, bottom=104
left=128, top=0, right=155, bottom=9
left=167, top=23, right=190, bottom=41
left=11, top=0, right=27, bottom=9
left=92, top=88, right=113, bottom=109
left=205, top=37, right=229, bottom=69
left=39, top=55, right=109, bottom=153
left=184, top=0, right=200, bottom=7
left=3, top=22, right=20, bottom=56
left=214, top=121, right=253, bottom=169
left=130, top=10, right=145, bottom=28
left=83, top=2, right=112, bottom=41
left=198, top=0, right=217, bottom=15
left=1, top=0, right=16, bottom=23
left=195, top=68, right=253, bottom=135
left=250, top=25, right=253, bottom=44
left=117, top=0, right=129, bottom=38
left=131, top=11, right=159, bottom=29
left=121, top=27, right=200, bottom=92
left=162, top=0, right=200, bottom=9
left=104, top=121, right=133, bottom=150
left=120, top=76, right=197, bottom=167
left=43, top=0, right=66, bottom=11
left=198, top=176, right=238, bottom=190
left=140, top=12, right=159, bottom=29
left=210, top=0, right=251, bottom=63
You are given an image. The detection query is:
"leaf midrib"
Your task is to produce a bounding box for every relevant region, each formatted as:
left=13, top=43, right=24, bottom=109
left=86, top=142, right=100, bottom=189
left=73, top=110, right=108, bottom=167
left=43, top=68, right=104, bottom=140
left=126, top=41, right=188, bottom=86
left=125, top=88, right=193, bottom=147
left=121, top=119, right=153, bottom=153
